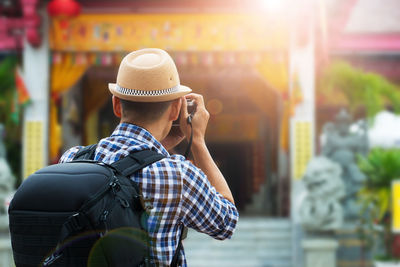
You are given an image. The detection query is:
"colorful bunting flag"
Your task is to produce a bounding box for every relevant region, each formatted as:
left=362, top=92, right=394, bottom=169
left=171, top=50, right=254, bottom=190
left=51, top=51, right=267, bottom=69
left=15, top=67, right=31, bottom=106
left=10, top=67, right=30, bottom=124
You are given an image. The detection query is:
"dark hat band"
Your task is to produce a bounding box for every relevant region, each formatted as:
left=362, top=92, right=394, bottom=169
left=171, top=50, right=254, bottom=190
left=115, top=84, right=181, bottom=97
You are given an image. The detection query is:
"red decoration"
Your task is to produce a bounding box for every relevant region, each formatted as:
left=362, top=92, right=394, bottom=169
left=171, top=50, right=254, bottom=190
left=47, top=0, right=81, bottom=18
left=22, top=0, right=41, bottom=47
left=21, top=0, right=38, bottom=18
left=0, top=0, right=42, bottom=50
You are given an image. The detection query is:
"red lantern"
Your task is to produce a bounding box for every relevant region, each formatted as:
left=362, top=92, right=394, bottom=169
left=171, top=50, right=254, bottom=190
left=47, top=0, right=81, bottom=18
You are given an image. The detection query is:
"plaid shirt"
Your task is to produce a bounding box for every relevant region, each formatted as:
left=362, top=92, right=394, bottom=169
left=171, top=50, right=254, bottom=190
left=60, top=123, right=239, bottom=266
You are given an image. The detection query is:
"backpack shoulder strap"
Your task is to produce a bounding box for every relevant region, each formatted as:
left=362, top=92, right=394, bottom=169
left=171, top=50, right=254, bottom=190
left=171, top=224, right=187, bottom=267
left=73, top=144, right=98, bottom=160
left=111, top=149, right=165, bottom=177
left=108, top=149, right=188, bottom=266
left=113, top=149, right=185, bottom=267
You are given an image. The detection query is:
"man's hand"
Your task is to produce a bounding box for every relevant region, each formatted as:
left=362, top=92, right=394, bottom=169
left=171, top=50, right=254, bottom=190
left=179, top=93, right=210, bottom=144
left=161, top=93, right=209, bottom=151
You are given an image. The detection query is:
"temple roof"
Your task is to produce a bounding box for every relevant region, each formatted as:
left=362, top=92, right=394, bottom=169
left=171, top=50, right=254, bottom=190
left=345, top=0, right=400, bottom=33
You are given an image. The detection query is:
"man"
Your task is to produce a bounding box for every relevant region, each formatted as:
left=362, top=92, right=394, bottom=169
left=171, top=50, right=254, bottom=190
left=60, top=48, right=239, bottom=266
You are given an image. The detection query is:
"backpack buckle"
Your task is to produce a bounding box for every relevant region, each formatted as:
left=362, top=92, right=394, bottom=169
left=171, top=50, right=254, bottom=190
left=43, top=252, right=62, bottom=266
left=58, top=212, right=90, bottom=245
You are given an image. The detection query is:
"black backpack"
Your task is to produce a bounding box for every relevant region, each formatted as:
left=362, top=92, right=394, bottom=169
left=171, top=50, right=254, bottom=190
left=8, top=145, right=184, bottom=267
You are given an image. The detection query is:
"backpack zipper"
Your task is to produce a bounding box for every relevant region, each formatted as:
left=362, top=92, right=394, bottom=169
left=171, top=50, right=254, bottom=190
left=99, top=195, right=122, bottom=232
left=79, top=176, right=120, bottom=212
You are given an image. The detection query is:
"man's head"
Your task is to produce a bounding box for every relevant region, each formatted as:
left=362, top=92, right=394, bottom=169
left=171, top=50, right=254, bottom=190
left=117, top=98, right=175, bottom=124
left=109, top=48, right=191, bottom=103
left=108, top=48, right=191, bottom=135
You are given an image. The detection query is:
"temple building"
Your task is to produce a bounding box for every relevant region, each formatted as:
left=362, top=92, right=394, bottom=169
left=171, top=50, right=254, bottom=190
left=29, top=0, right=302, bottom=217
left=2, top=0, right=400, bottom=266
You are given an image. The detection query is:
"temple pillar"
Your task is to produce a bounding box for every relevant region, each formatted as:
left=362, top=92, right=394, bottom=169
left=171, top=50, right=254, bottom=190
left=289, top=1, right=316, bottom=267
left=22, top=9, right=50, bottom=178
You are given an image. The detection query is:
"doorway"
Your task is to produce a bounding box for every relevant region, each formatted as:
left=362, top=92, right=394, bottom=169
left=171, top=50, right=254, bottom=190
left=63, top=63, right=287, bottom=216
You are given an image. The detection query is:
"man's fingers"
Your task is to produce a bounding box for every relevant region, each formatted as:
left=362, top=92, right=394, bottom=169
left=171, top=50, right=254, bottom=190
left=185, top=93, right=205, bottom=107
left=181, top=96, right=188, bottom=114
left=180, top=96, right=188, bottom=125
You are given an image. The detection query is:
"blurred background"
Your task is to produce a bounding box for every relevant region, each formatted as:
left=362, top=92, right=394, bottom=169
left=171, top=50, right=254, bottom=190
left=1, top=0, right=400, bottom=266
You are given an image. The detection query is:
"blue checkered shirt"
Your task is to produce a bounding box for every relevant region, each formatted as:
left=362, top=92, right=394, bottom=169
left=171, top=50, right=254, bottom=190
left=60, top=123, right=239, bottom=266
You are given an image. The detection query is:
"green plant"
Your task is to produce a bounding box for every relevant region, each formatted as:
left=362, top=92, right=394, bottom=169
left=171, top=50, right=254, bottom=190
left=0, top=56, right=22, bottom=183
left=357, top=148, right=400, bottom=260
left=320, top=61, right=400, bottom=119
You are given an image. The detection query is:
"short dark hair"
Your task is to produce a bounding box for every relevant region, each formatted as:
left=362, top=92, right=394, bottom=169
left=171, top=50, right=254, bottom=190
left=119, top=99, right=174, bottom=123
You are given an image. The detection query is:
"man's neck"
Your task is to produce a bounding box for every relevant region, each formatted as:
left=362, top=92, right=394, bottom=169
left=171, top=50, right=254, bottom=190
left=121, top=119, right=167, bottom=142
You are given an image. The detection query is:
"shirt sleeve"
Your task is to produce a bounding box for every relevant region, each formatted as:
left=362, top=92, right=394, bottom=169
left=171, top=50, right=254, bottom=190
left=59, top=146, right=82, bottom=163
left=178, top=159, right=239, bottom=240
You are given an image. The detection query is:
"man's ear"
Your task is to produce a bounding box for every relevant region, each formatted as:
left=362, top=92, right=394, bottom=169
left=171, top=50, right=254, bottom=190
left=112, top=96, right=122, bottom=118
left=169, top=98, right=182, bottom=121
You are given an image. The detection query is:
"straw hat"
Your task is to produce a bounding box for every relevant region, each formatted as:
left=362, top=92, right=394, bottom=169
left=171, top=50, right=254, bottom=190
left=109, top=48, right=192, bottom=102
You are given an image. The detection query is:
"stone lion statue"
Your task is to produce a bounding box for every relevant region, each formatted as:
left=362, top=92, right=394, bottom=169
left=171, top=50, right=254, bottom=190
left=321, top=109, right=368, bottom=219
left=300, top=156, right=345, bottom=231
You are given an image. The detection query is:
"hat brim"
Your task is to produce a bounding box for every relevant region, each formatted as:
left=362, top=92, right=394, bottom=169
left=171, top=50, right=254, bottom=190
left=108, top=83, right=192, bottom=102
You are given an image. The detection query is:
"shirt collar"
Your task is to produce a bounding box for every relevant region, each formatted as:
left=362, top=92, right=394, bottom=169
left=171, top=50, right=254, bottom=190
left=111, top=122, right=170, bottom=156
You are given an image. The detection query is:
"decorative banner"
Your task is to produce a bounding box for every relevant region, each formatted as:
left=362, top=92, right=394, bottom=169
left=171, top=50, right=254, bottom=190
left=49, top=14, right=288, bottom=52
left=50, top=51, right=286, bottom=68
left=24, top=121, right=44, bottom=178
left=393, top=180, right=400, bottom=233
left=293, top=121, right=312, bottom=180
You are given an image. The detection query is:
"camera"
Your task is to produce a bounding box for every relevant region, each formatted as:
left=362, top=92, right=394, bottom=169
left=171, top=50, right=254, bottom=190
left=172, top=99, right=196, bottom=126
